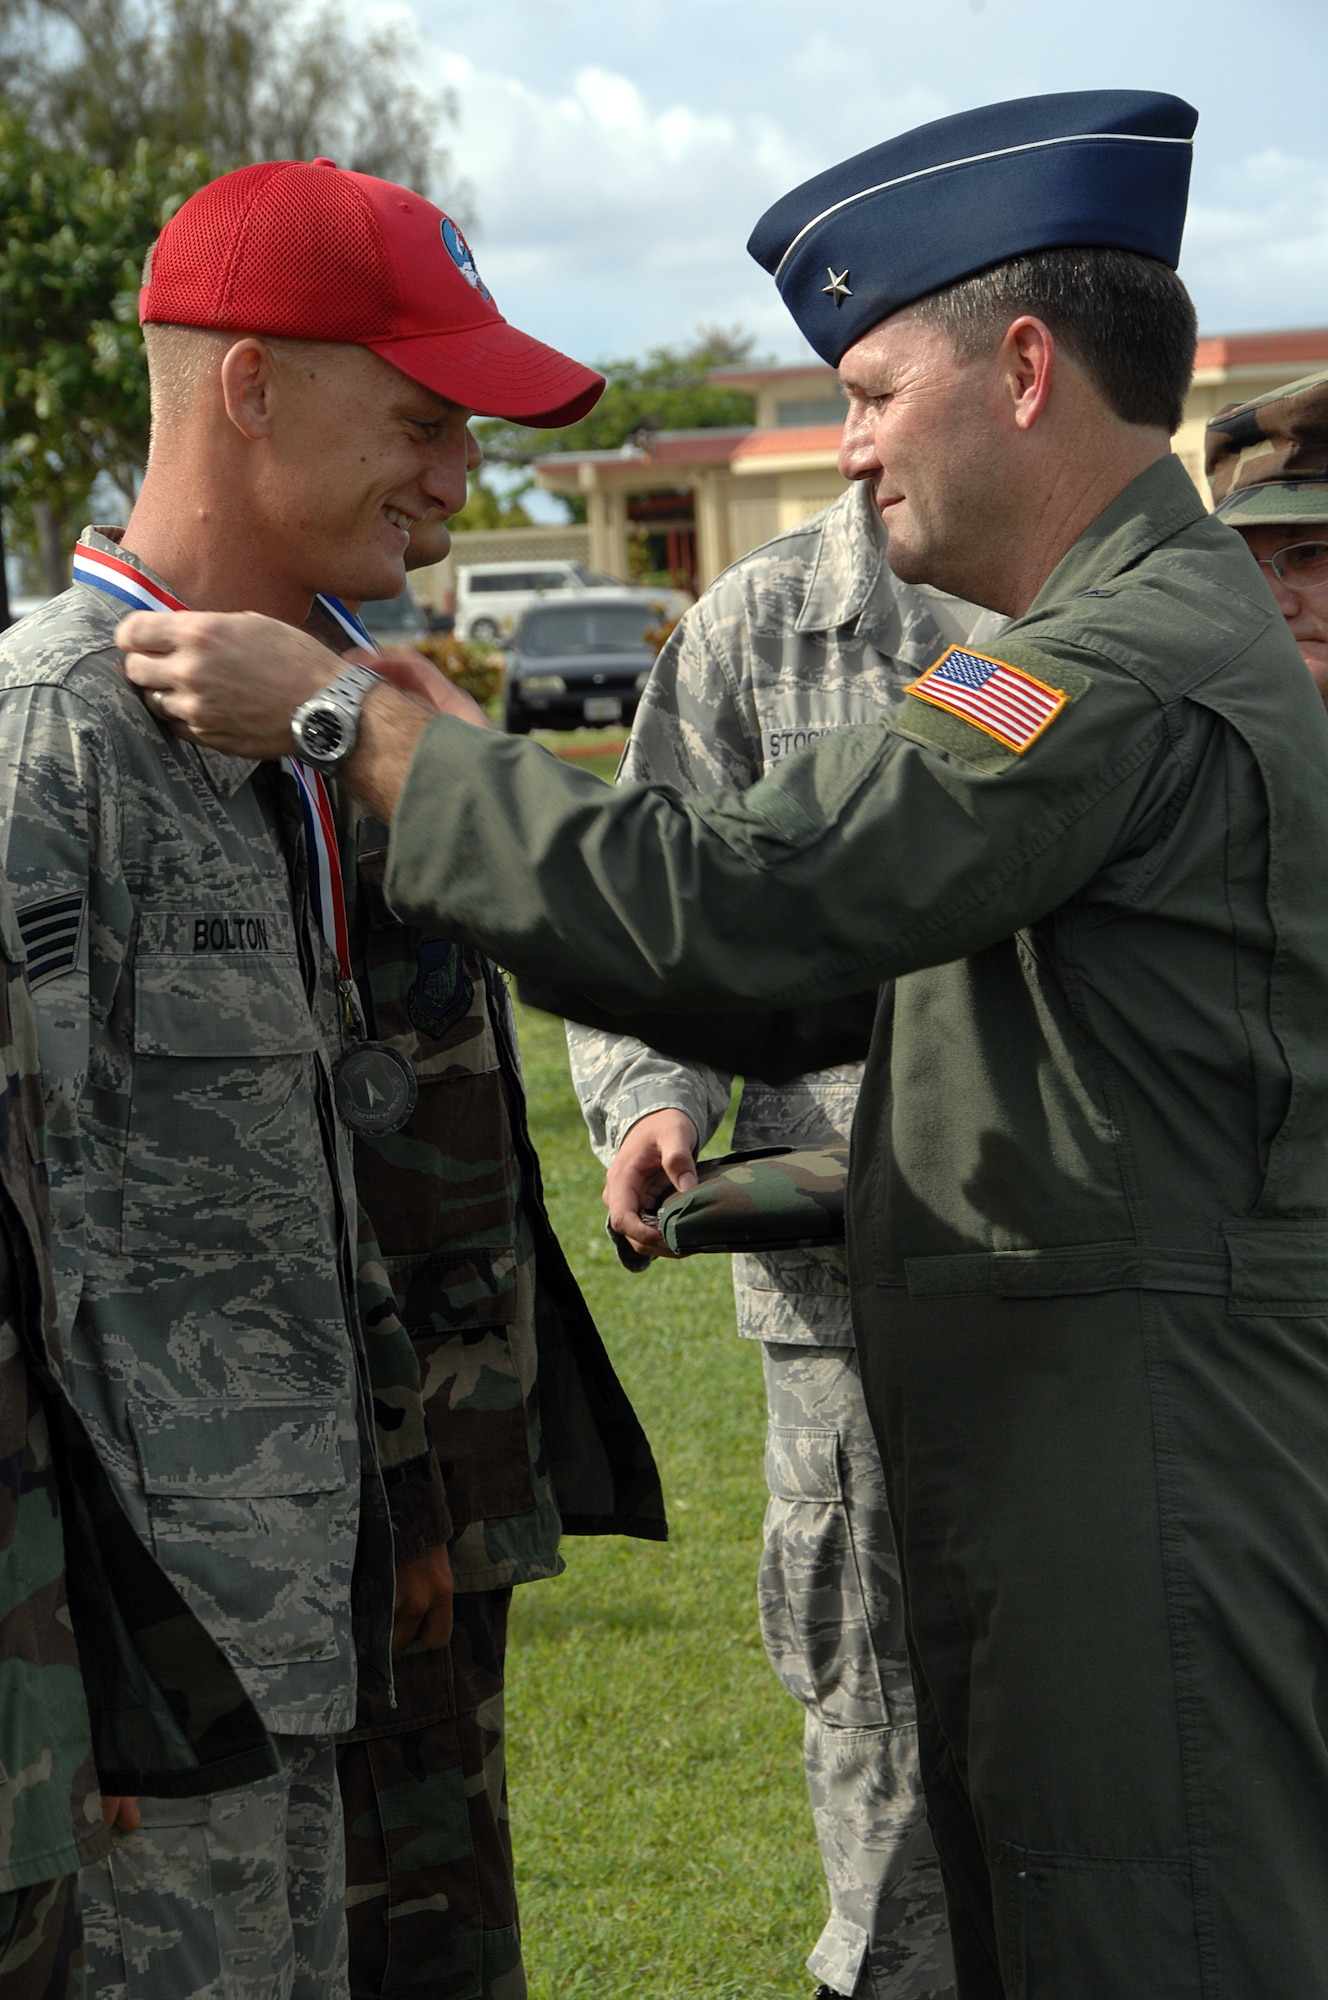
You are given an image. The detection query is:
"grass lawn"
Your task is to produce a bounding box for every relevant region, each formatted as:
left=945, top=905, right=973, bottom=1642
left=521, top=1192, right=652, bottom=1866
left=528, top=726, right=628, bottom=785
left=507, top=996, right=825, bottom=1999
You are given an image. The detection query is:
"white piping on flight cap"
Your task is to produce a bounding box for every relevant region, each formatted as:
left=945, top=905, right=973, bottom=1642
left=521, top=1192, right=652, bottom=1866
left=772, top=130, right=1194, bottom=281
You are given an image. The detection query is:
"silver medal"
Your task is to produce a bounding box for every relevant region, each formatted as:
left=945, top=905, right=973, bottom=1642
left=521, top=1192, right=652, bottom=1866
left=333, top=1040, right=419, bottom=1136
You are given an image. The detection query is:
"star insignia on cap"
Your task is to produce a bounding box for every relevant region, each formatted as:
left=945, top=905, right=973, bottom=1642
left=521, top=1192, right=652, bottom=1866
left=822, top=267, right=853, bottom=308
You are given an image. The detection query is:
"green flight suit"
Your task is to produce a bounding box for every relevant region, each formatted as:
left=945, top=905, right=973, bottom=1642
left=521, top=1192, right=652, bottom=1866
left=380, top=453, right=1328, bottom=1999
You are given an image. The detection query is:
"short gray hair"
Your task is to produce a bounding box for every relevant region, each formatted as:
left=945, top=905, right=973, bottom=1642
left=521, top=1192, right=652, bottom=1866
left=912, top=247, right=1197, bottom=433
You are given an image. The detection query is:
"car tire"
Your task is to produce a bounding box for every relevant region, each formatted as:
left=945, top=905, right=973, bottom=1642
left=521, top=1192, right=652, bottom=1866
left=504, top=702, right=530, bottom=735
left=470, top=617, right=500, bottom=643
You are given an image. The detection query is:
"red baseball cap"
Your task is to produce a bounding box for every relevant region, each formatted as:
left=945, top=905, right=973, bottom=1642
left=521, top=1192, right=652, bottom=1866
left=140, top=158, right=604, bottom=427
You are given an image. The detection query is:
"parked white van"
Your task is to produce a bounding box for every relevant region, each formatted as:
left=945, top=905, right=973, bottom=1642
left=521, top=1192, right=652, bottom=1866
left=455, top=559, right=690, bottom=644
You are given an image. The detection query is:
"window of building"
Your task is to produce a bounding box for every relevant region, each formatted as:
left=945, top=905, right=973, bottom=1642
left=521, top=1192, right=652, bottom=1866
left=775, top=397, right=848, bottom=428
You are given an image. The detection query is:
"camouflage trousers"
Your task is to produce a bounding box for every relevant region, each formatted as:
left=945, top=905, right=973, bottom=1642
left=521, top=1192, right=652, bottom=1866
left=760, top=1343, right=956, bottom=2000
left=79, top=1734, right=348, bottom=2000
left=337, top=1587, right=524, bottom=1999
left=0, top=1874, right=84, bottom=1998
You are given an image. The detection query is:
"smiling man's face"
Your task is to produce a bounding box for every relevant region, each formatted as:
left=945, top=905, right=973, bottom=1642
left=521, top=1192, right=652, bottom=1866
left=258, top=341, right=479, bottom=606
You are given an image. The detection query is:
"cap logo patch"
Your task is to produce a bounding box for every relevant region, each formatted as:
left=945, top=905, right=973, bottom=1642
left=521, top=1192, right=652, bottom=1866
left=905, top=646, right=1068, bottom=753
left=441, top=216, right=492, bottom=302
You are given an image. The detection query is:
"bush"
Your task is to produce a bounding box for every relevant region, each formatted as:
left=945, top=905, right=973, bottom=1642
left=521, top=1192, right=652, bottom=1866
left=414, top=632, right=505, bottom=710
left=642, top=615, right=681, bottom=656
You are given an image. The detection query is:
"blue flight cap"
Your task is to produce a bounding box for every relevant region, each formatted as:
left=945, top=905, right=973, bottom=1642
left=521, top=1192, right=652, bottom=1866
left=748, top=90, right=1197, bottom=366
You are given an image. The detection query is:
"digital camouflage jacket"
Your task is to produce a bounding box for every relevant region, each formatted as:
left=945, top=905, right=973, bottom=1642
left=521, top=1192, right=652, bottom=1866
left=0, top=876, right=275, bottom=1894
left=568, top=479, right=997, bottom=1344
left=0, top=536, right=442, bottom=1735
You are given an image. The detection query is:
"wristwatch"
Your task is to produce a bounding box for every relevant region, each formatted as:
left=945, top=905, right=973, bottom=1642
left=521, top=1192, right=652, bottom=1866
left=290, top=662, right=382, bottom=773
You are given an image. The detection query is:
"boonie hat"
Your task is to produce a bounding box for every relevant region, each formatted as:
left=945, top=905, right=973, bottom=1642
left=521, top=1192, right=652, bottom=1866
left=1206, top=370, right=1328, bottom=527
left=748, top=89, right=1197, bottom=366
left=140, top=158, right=604, bottom=427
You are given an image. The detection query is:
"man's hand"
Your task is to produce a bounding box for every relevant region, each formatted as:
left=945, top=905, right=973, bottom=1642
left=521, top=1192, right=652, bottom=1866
left=117, top=610, right=348, bottom=757
left=604, top=1108, right=700, bottom=1258
left=101, top=1796, right=141, bottom=1832
left=118, top=609, right=494, bottom=757
left=116, top=607, right=489, bottom=823
left=392, top=1542, right=454, bottom=1654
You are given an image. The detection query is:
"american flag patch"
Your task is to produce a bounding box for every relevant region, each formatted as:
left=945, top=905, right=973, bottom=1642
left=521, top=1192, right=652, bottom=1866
left=906, top=646, right=1068, bottom=753
left=17, top=893, right=85, bottom=988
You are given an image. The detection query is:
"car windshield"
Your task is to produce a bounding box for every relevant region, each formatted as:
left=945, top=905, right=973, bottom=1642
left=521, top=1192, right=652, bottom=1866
left=571, top=564, right=622, bottom=588
left=467, top=570, right=570, bottom=593
left=358, top=590, right=419, bottom=632
left=520, top=605, right=656, bottom=657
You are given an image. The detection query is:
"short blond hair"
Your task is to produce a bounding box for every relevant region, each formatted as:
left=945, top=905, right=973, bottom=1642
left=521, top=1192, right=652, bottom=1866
left=142, top=323, right=231, bottom=451
left=142, top=325, right=359, bottom=453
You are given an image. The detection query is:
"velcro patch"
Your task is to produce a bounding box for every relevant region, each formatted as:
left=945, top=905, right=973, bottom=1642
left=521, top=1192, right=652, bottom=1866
left=905, top=646, right=1068, bottom=753
left=16, top=893, right=84, bottom=987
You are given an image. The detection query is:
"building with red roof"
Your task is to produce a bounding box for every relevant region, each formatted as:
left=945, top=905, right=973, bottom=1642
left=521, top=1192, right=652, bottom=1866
left=529, top=335, right=1328, bottom=596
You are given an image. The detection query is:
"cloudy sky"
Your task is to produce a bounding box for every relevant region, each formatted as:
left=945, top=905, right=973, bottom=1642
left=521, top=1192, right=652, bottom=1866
left=390, top=0, right=1328, bottom=370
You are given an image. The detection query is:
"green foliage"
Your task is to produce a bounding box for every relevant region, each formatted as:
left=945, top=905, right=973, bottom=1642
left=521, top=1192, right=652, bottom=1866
left=473, top=327, right=762, bottom=489
left=0, top=104, right=210, bottom=578
left=446, top=474, right=535, bottom=535
left=414, top=631, right=505, bottom=712
left=0, top=0, right=469, bottom=585
left=506, top=995, right=823, bottom=1999
left=0, top=0, right=467, bottom=197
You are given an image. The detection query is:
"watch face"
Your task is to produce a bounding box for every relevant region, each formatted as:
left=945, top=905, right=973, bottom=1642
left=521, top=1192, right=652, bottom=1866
left=300, top=706, right=347, bottom=762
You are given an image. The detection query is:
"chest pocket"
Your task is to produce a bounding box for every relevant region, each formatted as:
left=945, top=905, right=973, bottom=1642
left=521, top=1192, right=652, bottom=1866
left=124, top=918, right=324, bottom=1257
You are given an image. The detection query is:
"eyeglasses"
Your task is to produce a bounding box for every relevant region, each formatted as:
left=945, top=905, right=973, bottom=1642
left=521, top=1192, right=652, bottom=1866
left=1254, top=541, right=1328, bottom=591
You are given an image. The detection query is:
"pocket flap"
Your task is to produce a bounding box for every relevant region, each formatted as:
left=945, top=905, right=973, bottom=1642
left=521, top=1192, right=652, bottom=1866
left=1224, top=1220, right=1328, bottom=1314
left=134, top=912, right=316, bottom=1057
left=765, top=1425, right=842, bottom=1503
left=129, top=1398, right=343, bottom=1497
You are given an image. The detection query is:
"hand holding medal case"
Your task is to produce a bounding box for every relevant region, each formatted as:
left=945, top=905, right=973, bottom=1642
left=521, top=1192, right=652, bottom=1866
left=646, top=1144, right=850, bottom=1255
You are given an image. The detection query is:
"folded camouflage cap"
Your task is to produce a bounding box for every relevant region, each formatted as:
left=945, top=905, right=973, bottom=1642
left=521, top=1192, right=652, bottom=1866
left=650, top=1144, right=849, bottom=1257
left=1206, top=368, right=1328, bottom=525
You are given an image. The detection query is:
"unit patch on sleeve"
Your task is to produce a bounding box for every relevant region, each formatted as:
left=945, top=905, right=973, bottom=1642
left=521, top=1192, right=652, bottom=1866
left=905, top=646, right=1069, bottom=753
left=16, top=892, right=85, bottom=987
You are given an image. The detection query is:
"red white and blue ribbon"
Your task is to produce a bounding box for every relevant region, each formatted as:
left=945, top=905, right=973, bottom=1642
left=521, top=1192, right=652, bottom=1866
left=74, top=539, right=359, bottom=981
left=315, top=593, right=376, bottom=653
left=283, top=753, right=351, bottom=977
left=73, top=542, right=188, bottom=615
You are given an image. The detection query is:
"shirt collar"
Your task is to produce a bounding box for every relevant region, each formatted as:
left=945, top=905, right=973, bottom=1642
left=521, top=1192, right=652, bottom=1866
left=795, top=479, right=976, bottom=670
left=1026, top=454, right=1208, bottom=615
left=80, top=525, right=261, bottom=798
left=795, top=479, right=887, bottom=635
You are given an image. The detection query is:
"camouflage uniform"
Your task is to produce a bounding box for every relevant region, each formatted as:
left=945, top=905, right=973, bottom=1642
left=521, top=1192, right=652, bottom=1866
left=568, top=480, right=998, bottom=2000
left=310, top=605, right=665, bottom=1999
left=1206, top=365, right=1328, bottom=525
left=0, top=862, right=277, bottom=1998
left=0, top=534, right=440, bottom=1999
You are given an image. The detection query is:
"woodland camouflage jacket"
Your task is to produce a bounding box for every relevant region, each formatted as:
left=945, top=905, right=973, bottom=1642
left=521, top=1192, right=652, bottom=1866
left=306, top=588, right=665, bottom=1731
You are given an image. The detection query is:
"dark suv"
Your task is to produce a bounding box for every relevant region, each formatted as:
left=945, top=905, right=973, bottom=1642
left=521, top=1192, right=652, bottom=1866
left=503, top=595, right=661, bottom=734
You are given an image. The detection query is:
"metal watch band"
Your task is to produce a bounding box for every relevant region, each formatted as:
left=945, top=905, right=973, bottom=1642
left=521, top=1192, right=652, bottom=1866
left=290, top=662, right=383, bottom=772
